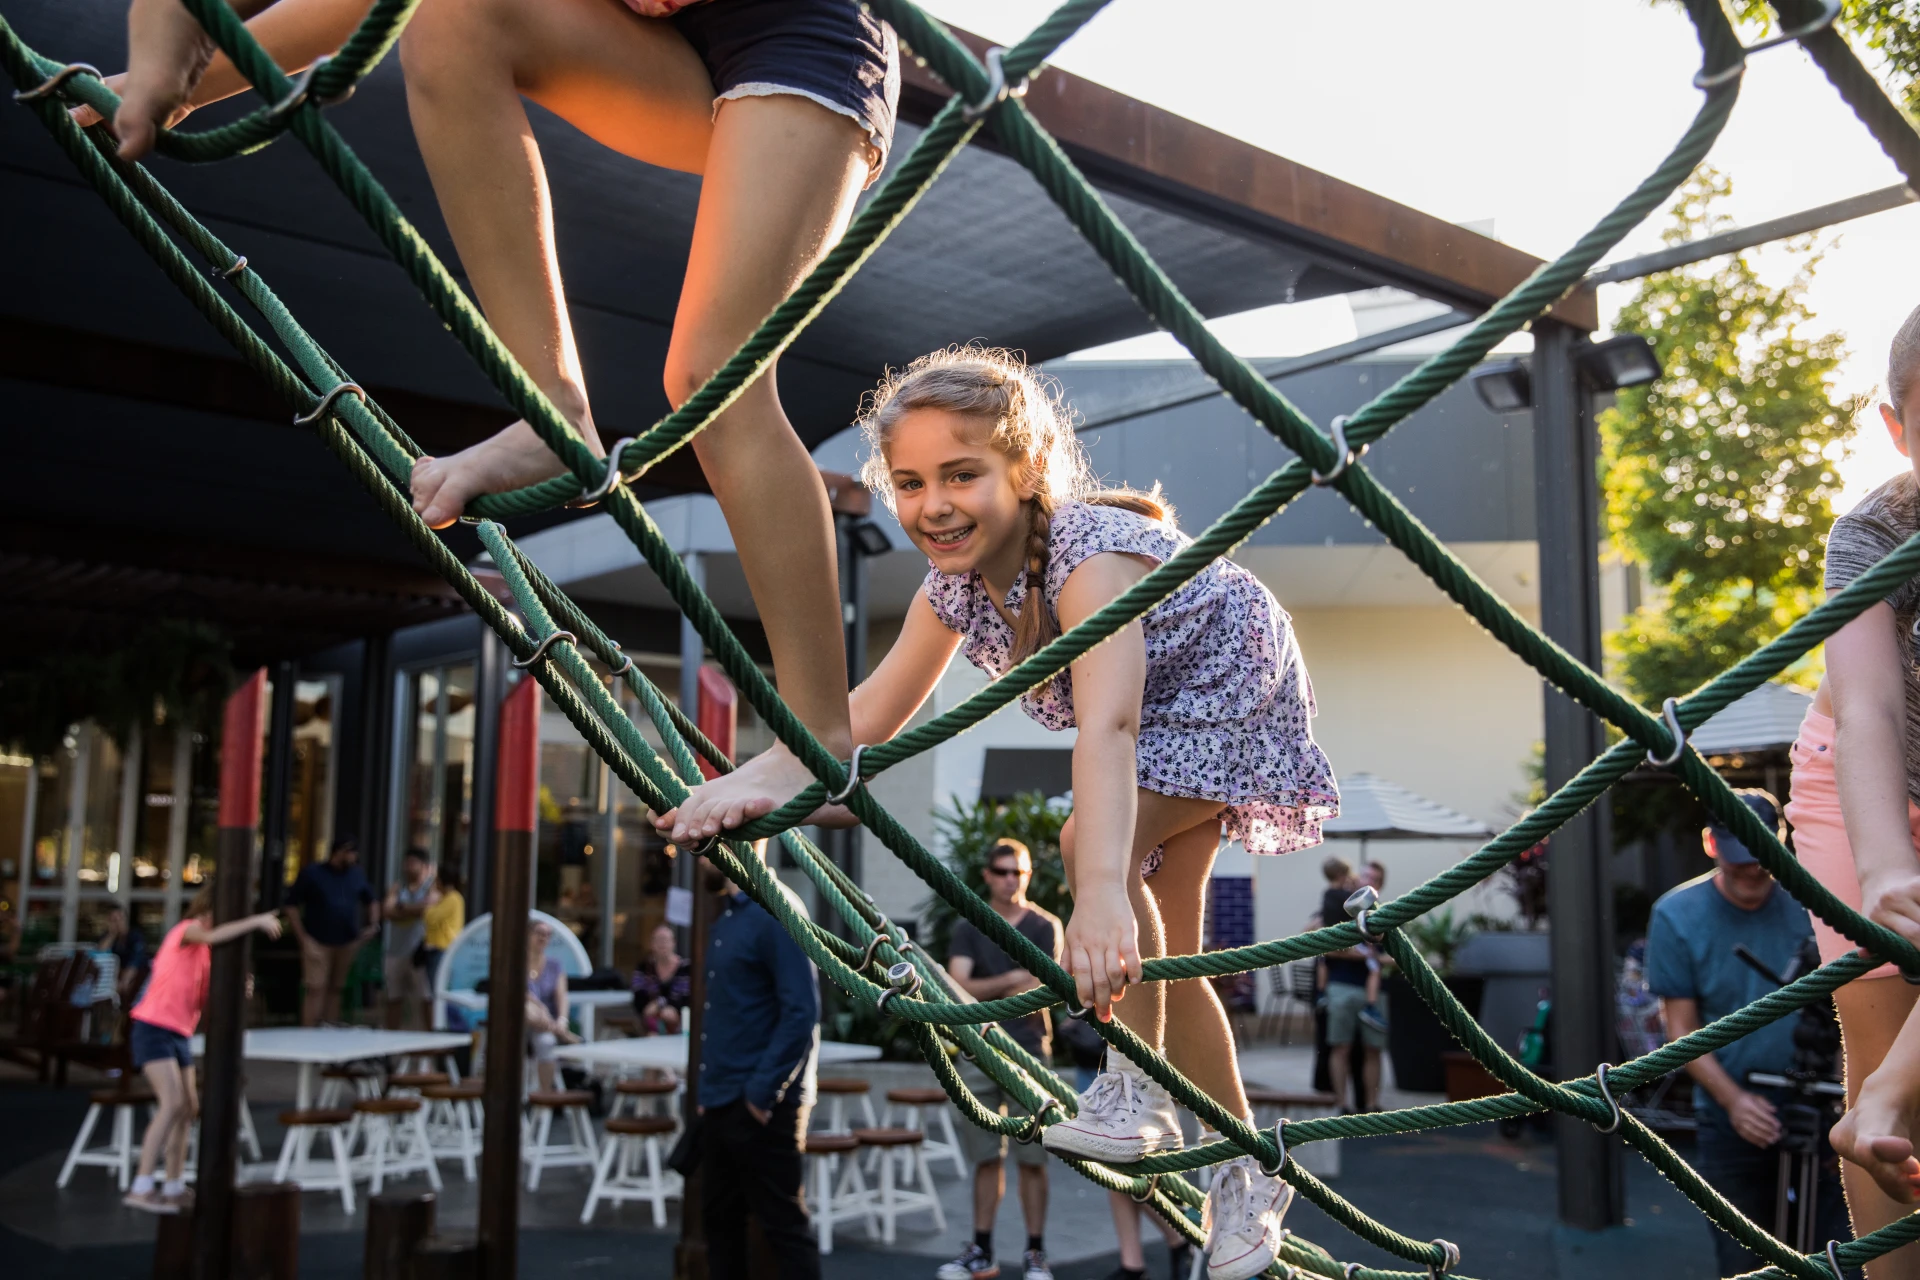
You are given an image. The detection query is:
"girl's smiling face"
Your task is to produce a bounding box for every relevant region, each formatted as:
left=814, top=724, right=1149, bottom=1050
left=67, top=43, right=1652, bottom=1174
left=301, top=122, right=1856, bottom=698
left=886, top=407, right=1034, bottom=583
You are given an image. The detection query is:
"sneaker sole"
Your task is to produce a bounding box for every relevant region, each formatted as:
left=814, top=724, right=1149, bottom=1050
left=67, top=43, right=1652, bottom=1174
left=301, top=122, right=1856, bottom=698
left=935, top=1269, right=1000, bottom=1280
left=1206, top=1235, right=1277, bottom=1280
left=122, top=1197, right=180, bottom=1215
left=1041, top=1125, right=1185, bottom=1162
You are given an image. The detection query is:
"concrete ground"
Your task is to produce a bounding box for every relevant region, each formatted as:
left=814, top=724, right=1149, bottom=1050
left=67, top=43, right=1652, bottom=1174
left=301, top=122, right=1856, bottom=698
left=2, top=1046, right=1731, bottom=1280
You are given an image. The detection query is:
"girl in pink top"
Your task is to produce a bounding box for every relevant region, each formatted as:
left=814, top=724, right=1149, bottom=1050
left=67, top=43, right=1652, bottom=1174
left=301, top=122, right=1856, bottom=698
left=122, top=886, right=282, bottom=1215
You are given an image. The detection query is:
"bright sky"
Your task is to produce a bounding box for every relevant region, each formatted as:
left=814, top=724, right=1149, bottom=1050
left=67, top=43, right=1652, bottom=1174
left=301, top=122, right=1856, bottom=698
left=918, top=0, right=1920, bottom=506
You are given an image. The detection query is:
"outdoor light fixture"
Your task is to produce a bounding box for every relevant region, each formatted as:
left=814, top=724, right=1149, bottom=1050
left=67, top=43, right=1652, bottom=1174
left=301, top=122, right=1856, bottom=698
left=850, top=520, right=893, bottom=557
left=1470, top=358, right=1531, bottom=413
left=1577, top=334, right=1662, bottom=391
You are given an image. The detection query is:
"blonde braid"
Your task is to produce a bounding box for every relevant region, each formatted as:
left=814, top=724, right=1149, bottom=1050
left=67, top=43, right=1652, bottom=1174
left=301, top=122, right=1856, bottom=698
left=1011, top=497, right=1062, bottom=669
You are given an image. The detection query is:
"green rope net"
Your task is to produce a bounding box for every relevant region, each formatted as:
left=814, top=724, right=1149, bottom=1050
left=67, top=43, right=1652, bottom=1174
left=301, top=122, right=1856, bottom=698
left=10, top=0, right=1920, bottom=1274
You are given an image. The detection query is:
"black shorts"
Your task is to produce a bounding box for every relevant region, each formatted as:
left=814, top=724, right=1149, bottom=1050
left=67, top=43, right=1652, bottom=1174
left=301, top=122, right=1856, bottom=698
left=672, top=0, right=900, bottom=175
left=130, top=1018, right=194, bottom=1070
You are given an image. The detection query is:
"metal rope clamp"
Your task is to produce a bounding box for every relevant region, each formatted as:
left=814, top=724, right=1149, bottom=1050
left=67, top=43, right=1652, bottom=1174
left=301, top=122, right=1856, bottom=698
left=14, top=62, right=101, bottom=103
left=512, top=629, right=578, bottom=670
left=1826, top=1240, right=1846, bottom=1280
left=1310, top=415, right=1366, bottom=486
left=1128, top=1173, right=1159, bottom=1203
left=1593, top=1061, right=1623, bottom=1134
left=1427, top=1240, right=1461, bottom=1280
left=292, top=381, right=365, bottom=427
left=1015, top=1097, right=1064, bottom=1144
left=826, top=744, right=870, bottom=805
left=217, top=255, right=249, bottom=279
left=1646, top=696, right=1687, bottom=768
left=856, top=932, right=892, bottom=972
left=606, top=647, right=635, bottom=678
left=568, top=436, right=636, bottom=509
left=1259, top=1117, right=1289, bottom=1177
left=874, top=960, right=922, bottom=1014
left=1343, top=884, right=1383, bottom=941
left=1694, top=0, right=1840, bottom=89
left=962, top=46, right=1027, bottom=122
left=266, top=54, right=354, bottom=123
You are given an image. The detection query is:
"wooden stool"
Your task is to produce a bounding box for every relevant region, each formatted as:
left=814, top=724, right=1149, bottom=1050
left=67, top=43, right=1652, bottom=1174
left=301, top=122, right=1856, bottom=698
left=803, top=1132, right=876, bottom=1254
left=612, top=1076, right=679, bottom=1119
left=353, top=1097, right=443, bottom=1195
left=386, top=1071, right=451, bottom=1096
left=581, top=1115, right=679, bottom=1227
left=319, top=1064, right=383, bottom=1107
left=883, top=1087, right=965, bottom=1178
left=421, top=1081, right=485, bottom=1181
left=523, top=1090, right=598, bottom=1190
left=1245, top=1086, right=1341, bottom=1179
left=57, top=1083, right=153, bottom=1190
left=814, top=1077, right=878, bottom=1133
left=272, top=1108, right=358, bottom=1213
left=850, top=1128, right=945, bottom=1243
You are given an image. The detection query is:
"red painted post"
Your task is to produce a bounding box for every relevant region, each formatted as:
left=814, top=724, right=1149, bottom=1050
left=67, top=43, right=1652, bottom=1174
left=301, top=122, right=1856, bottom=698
left=478, top=676, right=540, bottom=1280
left=191, top=669, right=267, bottom=1280
left=694, top=665, right=736, bottom=780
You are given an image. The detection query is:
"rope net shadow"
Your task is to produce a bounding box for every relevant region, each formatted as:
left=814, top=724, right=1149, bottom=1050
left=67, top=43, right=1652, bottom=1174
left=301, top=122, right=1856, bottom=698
left=9, top=0, right=1920, bottom=1274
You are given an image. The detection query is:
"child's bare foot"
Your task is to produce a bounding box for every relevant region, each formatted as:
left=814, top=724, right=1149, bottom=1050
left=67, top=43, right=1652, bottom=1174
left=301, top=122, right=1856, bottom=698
left=1832, top=1085, right=1920, bottom=1204
left=410, top=419, right=601, bottom=528
left=654, top=747, right=852, bottom=845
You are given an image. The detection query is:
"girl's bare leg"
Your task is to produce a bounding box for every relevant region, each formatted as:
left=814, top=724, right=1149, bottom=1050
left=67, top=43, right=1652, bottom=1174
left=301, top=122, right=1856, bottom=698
left=1148, top=816, right=1251, bottom=1122
left=400, top=0, right=715, bottom=527
left=1833, top=978, right=1920, bottom=1278
left=164, top=1067, right=198, bottom=1184
left=134, top=1058, right=185, bottom=1180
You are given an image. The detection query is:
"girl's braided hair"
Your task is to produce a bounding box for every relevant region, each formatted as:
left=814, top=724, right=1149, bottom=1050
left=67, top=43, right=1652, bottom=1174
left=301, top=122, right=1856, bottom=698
left=859, top=345, right=1171, bottom=668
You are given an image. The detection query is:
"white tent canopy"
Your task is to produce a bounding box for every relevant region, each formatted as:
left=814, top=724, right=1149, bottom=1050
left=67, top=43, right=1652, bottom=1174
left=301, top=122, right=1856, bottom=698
left=1321, top=772, right=1495, bottom=843
left=1687, top=681, right=1812, bottom=756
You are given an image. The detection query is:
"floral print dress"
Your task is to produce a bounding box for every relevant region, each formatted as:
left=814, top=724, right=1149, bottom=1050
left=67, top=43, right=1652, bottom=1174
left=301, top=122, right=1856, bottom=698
left=922, top=501, right=1339, bottom=868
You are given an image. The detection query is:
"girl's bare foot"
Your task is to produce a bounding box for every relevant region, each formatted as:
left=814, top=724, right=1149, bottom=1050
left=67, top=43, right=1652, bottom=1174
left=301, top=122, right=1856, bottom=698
left=1832, top=1085, right=1920, bottom=1204
left=654, top=747, right=853, bottom=845
left=410, top=419, right=601, bottom=528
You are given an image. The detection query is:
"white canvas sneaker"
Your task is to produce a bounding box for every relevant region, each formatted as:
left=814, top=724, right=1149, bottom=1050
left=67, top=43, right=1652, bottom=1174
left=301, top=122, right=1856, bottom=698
left=1041, top=1060, right=1184, bottom=1162
left=1203, top=1158, right=1295, bottom=1280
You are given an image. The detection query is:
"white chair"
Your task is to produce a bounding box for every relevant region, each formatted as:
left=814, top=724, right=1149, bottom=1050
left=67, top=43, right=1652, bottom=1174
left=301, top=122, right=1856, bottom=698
left=523, top=1090, right=598, bottom=1190
left=318, top=1065, right=384, bottom=1108
left=581, top=1114, right=678, bottom=1226
left=803, top=1132, right=878, bottom=1254
left=420, top=1081, right=484, bottom=1181
left=433, top=910, right=590, bottom=1032
left=814, top=1077, right=879, bottom=1133
left=611, top=1075, right=679, bottom=1119
left=183, top=1089, right=265, bottom=1179
left=57, top=1083, right=151, bottom=1190
left=882, top=1087, right=966, bottom=1178
left=353, top=1097, right=443, bottom=1195
left=272, top=1107, right=358, bottom=1213
left=850, top=1127, right=946, bottom=1243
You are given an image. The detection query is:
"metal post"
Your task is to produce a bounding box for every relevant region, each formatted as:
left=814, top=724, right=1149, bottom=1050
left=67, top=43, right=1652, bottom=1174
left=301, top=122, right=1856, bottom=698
left=672, top=552, right=706, bottom=948
left=478, top=675, right=539, bottom=1280
left=469, top=628, right=506, bottom=914
left=356, top=633, right=392, bottom=872
left=260, top=661, right=297, bottom=910
left=365, top=1191, right=437, bottom=1280
left=192, top=669, right=268, bottom=1280
left=1532, top=320, right=1626, bottom=1230
left=674, top=869, right=720, bottom=1280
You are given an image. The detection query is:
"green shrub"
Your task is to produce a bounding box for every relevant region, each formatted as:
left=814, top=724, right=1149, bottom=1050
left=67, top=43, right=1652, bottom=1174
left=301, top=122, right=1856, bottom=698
left=919, top=791, right=1071, bottom=963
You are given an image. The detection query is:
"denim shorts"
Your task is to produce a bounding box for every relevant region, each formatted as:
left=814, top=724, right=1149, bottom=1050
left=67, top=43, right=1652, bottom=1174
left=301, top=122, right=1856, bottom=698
left=671, top=0, right=900, bottom=176
left=130, top=1018, right=194, bottom=1069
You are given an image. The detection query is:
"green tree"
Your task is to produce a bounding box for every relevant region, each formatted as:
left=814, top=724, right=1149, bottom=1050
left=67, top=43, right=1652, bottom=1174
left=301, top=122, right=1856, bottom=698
left=918, top=791, right=1071, bottom=964
left=1727, top=1, right=1920, bottom=114
left=1601, top=167, right=1853, bottom=702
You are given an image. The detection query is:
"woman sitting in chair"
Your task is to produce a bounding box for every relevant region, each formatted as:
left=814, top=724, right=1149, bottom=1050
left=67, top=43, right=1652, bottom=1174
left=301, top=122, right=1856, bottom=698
left=526, top=917, right=579, bottom=1091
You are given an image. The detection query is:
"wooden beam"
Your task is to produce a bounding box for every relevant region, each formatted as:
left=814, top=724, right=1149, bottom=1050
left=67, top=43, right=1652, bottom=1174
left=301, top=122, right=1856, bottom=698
left=898, top=30, right=1597, bottom=331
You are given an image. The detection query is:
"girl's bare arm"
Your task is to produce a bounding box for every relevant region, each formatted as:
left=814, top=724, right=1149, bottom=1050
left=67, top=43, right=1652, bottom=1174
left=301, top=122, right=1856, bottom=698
left=182, top=912, right=283, bottom=947
left=1828, top=602, right=1920, bottom=943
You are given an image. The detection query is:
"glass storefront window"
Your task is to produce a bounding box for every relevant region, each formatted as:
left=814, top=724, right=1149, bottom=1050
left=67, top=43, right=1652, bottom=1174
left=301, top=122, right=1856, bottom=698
left=29, top=742, right=73, bottom=891
left=77, top=729, right=123, bottom=892
left=285, top=678, right=338, bottom=882
left=0, top=751, right=27, bottom=899
left=134, top=721, right=178, bottom=887
left=538, top=698, right=603, bottom=960
left=396, top=661, right=477, bottom=884
left=183, top=730, right=220, bottom=889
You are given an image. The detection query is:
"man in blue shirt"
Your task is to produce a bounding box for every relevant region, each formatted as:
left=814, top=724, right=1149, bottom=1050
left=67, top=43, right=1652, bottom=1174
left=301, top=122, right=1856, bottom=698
left=698, top=865, right=820, bottom=1280
left=285, top=838, right=379, bottom=1026
left=1647, top=790, right=1850, bottom=1273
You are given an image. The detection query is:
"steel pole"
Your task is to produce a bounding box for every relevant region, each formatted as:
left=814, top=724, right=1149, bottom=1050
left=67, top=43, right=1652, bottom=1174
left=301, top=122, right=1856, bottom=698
left=478, top=676, right=539, bottom=1280
left=1532, top=321, right=1625, bottom=1229
left=191, top=668, right=268, bottom=1280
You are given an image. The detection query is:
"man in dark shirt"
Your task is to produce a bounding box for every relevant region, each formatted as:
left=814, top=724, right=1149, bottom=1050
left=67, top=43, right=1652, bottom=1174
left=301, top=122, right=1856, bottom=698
left=938, top=839, right=1064, bottom=1280
left=285, top=838, right=378, bottom=1026
left=698, top=860, right=819, bottom=1280
left=1316, top=856, right=1384, bottom=1112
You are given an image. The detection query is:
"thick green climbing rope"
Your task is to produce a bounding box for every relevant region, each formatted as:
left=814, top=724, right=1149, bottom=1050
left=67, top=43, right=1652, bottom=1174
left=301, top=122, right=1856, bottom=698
left=9, top=0, right=1920, bottom=1274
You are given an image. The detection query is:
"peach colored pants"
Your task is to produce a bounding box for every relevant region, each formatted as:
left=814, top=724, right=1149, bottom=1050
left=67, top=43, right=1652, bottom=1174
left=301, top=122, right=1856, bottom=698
left=1784, top=706, right=1912, bottom=980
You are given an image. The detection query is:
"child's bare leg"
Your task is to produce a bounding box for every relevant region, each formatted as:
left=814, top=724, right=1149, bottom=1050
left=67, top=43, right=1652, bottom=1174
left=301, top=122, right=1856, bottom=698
left=1147, top=813, right=1251, bottom=1122
left=1833, top=978, right=1920, bottom=1267
left=1365, top=967, right=1380, bottom=1006
left=134, top=1059, right=185, bottom=1181
left=164, top=1067, right=198, bottom=1184
left=1108, top=1191, right=1149, bottom=1271
left=399, top=0, right=715, bottom=527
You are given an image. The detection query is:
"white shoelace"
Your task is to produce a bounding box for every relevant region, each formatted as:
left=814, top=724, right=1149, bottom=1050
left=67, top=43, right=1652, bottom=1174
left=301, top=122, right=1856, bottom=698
left=1078, top=1068, right=1142, bottom=1124
left=1204, top=1161, right=1256, bottom=1251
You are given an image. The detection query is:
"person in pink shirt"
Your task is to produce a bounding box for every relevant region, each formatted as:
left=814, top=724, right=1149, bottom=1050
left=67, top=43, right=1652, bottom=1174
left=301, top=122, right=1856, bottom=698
left=121, top=886, right=283, bottom=1214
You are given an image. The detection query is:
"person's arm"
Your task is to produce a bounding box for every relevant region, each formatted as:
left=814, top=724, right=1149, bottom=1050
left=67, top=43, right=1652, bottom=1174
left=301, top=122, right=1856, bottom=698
left=946, top=953, right=1036, bottom=1002
left=359, top=882, right=381, bottom=942
left=1056, top=552, right=1152, bottom=1021
left=746, top=921, right=821, bottom=1120
left=182, top=912, right=284, bottom=947
left=1828, top=602, right=1920, bottom=946
left=554, top=971, right=573, bottom=1038
left=283, top=876, right=312, bottom=945
left=1660, top=995, right=1781, bottom=1146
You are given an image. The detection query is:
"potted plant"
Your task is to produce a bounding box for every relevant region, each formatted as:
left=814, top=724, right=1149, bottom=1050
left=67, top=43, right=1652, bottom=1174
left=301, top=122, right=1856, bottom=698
left=1385, top=907, right=1491, bottom=1093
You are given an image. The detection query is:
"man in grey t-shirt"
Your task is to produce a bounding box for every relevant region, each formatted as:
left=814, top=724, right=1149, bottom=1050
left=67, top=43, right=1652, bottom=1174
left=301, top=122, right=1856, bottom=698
left=383, top=848, right=435, bottom=1029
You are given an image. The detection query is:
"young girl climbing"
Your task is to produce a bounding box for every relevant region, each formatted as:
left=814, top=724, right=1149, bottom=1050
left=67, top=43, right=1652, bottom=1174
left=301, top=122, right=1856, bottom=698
left=121, top=886, right=283, bottom=1213
left=714, top=347, right=1339, bottom=1280
left=96, top=0, right=898, bottom=831
left=1794, top=305, right=1920, bottom=1272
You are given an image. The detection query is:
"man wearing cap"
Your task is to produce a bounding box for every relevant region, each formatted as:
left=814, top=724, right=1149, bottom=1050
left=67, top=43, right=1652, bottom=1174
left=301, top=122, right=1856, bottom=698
left=1646, top=789, right=1851, bottom=1272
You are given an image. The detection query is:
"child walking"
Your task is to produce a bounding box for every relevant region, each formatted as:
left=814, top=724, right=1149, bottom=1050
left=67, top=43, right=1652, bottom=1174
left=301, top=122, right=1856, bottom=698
left=680, top=347, right=1339, bottom=1280
left=121, top=886, right=283, bottom=1213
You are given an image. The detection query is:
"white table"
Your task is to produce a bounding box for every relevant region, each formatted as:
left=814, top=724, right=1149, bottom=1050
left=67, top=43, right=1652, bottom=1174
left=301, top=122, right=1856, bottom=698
left=553, top=1033, right=881, bottom=1073
left=191, top=1027, right=472, bottom=1109
left=441, top=988, right=634, bottom=1042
